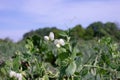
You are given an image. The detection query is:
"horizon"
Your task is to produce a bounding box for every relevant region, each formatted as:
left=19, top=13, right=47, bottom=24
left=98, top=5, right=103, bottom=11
left=0, top=0, right=120, bottom=42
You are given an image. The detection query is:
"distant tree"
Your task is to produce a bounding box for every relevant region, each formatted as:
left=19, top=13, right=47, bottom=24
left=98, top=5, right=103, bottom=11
left=23, top=30, right=35, bottom=39
left=104, top=22, right=117, bottom=34
left=86, top=22, right=108, bottom=38
left=23, top=27, right=64, bottom=39
left=83, top=27, right=94, bottom=40
left=70, top=24, right=85, bottom=40
left=22, top=22, right=120, bottom=41
left=104, top=22, right=120, bottom=40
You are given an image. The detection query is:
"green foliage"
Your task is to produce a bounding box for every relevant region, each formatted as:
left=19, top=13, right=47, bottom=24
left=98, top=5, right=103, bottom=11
left=0, top=31, right=120, bottom=80
left=23, top=27, right=64, bottom=39
left=65, top=61, right=76, bottom=76
left=0, top=38, right=26, bottom=61
left=70, top=24, right=85, bottom=39
left=87, top=22, right=106, bottom=37
left=0, top=21, right=120, bottom=80
left=22, top=22, right=120, bottom=41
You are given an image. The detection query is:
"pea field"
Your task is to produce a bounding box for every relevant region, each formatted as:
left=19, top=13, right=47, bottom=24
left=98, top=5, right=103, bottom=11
left=0, top=31, right=120, bottom=80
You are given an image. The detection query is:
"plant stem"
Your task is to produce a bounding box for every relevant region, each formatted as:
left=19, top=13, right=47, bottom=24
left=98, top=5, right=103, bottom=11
left=83, top=65, right=116, bottom=73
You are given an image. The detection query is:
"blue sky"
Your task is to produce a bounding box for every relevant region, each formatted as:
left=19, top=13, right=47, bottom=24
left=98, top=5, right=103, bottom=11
left=0, top=0, right=120, bottom=42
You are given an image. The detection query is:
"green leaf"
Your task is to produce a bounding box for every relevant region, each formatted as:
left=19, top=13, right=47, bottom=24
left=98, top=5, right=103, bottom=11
left=80, top=68, right=88, bottom=77
left=98, top=68, right=107, bottom=75
left=58, top=52, right=69, bottom=61
left=101, top=54, right=110, bottom=65
left=59, top=66, right=68, bottom=80
left=43, top=74, right=49, bottom=80
left=71, top=47, right=77, bottom=60
left=65, top=61, right=76, bottom=76
left=117, top=65, right=120, bottom=71
left=91, top=68, right=96, bottom=76
left=71, top=52, right=76, bottom=60
left=59, top=48, right=66, bottom=53
left=13, top=57, right=20, bottom=71
left=109, top=62, right=118, bottom=69
left=74, top=77, right=81, bottom=80
left=59, top=32, right=67, bottom=37
left=0, top=68, right=6, bottom=75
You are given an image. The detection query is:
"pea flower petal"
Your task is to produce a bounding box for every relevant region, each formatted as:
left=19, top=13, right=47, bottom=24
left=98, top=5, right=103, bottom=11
left=44, top=36, right=49, bottom=41
left=54, top=39, right=59, bottom=44
left=56, top=44, right=61, bottom=48
left=49, top=32, right=54, bottom=41
left=59, top=39, right=65, bottom=46
left=10, top=70, right=16, bottom=77
left=54, top=39, right=65, bottom=48
left=16, top=73, right=22, bottom=80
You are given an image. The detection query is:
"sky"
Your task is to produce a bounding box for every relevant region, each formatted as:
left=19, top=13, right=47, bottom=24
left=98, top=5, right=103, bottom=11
left=0, top=0, right=120, bottom=42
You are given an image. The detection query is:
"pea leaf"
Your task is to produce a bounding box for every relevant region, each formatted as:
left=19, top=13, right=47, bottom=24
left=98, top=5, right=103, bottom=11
left=65, top=61, right=76, bottom=76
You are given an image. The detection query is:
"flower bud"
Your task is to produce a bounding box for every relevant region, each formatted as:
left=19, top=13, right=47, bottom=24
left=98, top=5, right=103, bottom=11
left=44, top=36, right=49, bottom=41
left=49, top=32, right=54, bottom=41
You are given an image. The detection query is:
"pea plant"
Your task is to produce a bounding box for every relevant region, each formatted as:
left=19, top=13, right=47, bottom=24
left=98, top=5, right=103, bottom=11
left=0, top=32, right=120, bottom=80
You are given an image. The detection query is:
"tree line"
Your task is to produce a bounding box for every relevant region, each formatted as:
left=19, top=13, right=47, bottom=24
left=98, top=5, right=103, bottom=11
left=23, top=21, right=120, bottom=41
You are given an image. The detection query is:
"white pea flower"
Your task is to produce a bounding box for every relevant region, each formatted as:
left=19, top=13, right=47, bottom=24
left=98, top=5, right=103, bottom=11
left=44, top=36, right=49, bottom=41
left=10, top=70, right=16, bottom=77
left=49, top=32, right=54, bottom=41
left=56, top=44, right=61, bottom=48
left=54, top=39, right=59, bottom=44
left=9, top=70, right=22, bottom=80
left=44, top=32, right=54, bottom=41
left=16, top=73, right=22, bottom=80
left=59, top=39, right=65, bottom=46
left=54, top=39, right=65, bottom=48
